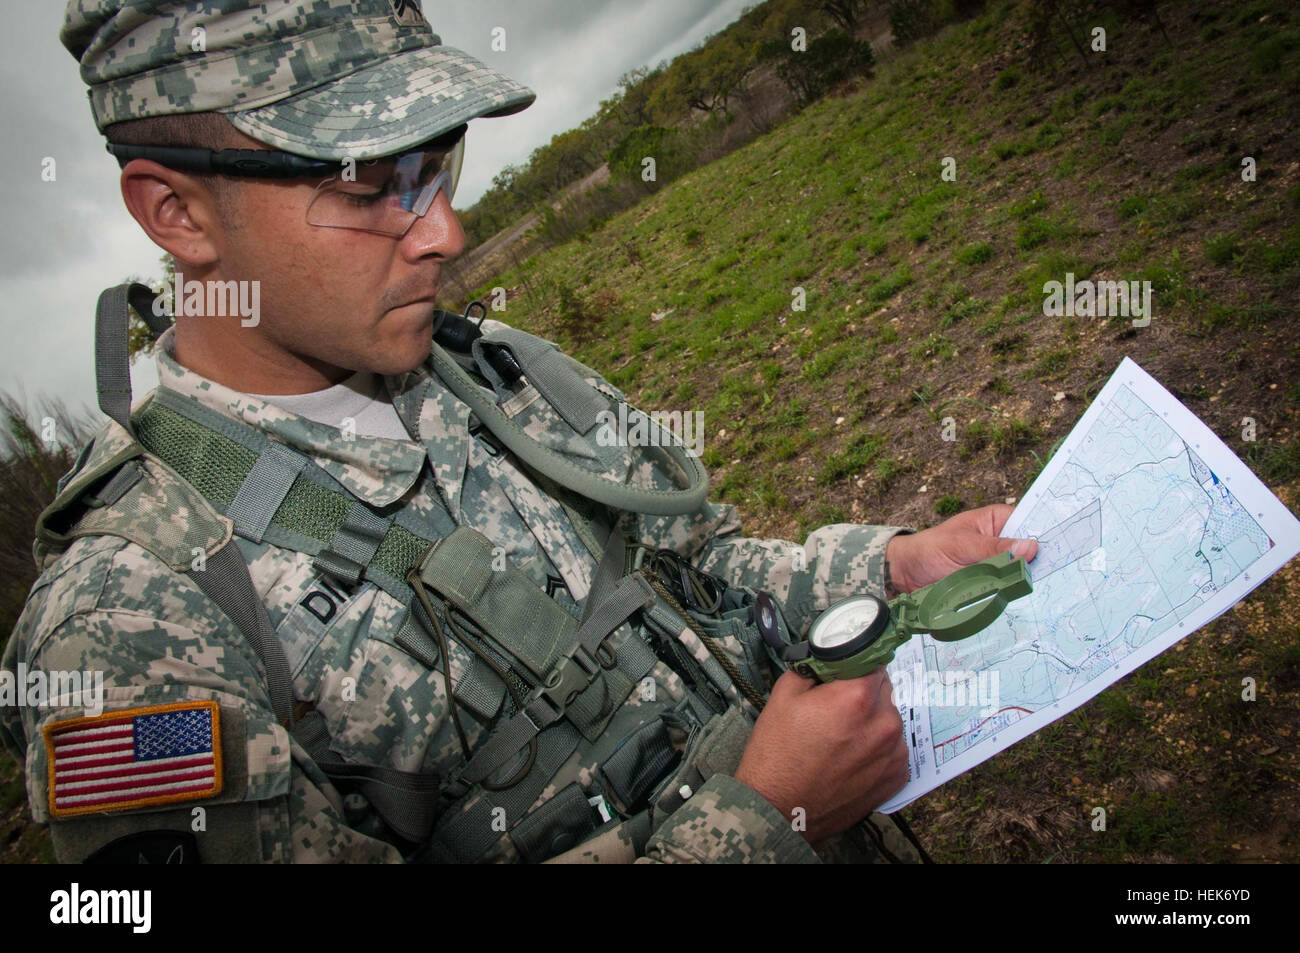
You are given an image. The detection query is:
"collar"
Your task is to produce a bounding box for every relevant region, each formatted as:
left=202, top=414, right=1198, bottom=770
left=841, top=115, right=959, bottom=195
left=385, top=357, right=473, bottom=515
left=154, top=329, right=426, bottom=507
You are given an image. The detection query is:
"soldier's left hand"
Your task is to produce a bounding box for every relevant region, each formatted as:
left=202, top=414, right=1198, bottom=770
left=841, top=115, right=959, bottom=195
left=885, top=503, right=1037, bottom=593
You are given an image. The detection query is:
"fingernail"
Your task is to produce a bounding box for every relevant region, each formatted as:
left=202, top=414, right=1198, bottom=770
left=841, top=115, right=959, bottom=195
left=1012, top=539, right=1035, bottom=559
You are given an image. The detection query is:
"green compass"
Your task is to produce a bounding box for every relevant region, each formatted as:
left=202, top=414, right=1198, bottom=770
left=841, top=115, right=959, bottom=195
left=781, top=550, right=1033, bottom=682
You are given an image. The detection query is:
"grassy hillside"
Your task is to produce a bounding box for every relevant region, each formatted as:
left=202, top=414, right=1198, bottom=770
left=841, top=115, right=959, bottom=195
left=469, top=0, right=1300, bottom=862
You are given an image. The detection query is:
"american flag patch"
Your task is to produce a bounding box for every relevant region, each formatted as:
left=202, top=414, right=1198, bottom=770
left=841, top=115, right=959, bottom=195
left=44, top=701, right=222, bottom=818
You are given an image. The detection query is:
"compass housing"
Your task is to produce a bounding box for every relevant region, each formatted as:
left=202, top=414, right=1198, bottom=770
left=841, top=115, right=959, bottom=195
left=807, top=594, right=891, bottom=661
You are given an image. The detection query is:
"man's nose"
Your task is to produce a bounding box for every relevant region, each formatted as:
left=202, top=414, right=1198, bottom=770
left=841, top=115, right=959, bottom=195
left=401, top=188, right=466, bottom=262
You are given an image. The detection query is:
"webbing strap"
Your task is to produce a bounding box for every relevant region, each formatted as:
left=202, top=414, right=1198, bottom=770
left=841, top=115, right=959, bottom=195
left=84, top=461, right=142, bottom=508
left=191, top=543, right=294, bottom=729
left=94, top=283, right=171, bottom=432
left=392, top=611, right=440, bottom=669
left=314, top=501, right=392, bottom=588
left=451, top=656, right=507, bottom=722
left=582, top=527, right=629, bottom=626
left=228, top=441, right=305, bottom=542
left=134, top=392, right=451, bottom=603
left=293, top=709, right=442, bottom=845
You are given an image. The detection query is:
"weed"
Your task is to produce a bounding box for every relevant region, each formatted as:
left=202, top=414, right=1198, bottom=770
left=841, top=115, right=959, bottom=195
left=956, top=242, right=994, bottom=265
left=935, top=494, right=963, bottom=516
left=819, top=432, right=885, bottom=483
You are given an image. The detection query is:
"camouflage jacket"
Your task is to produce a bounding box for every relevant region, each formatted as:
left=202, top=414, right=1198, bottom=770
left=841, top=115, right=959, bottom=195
left=1, top=323, right=913, bottom=863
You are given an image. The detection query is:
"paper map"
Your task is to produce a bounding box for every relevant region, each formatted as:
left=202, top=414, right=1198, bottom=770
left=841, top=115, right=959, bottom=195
left=880, top=357, right=1300, bottom=812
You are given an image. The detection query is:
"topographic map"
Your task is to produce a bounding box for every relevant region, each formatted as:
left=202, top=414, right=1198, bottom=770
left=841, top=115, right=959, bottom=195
left=881, top=358, right=1300, bottom=812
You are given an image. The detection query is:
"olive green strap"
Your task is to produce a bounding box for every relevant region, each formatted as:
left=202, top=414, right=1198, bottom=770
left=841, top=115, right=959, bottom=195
left=135, top=390, right=451, bottom=603
left=444, top=571, right=655, bottom=790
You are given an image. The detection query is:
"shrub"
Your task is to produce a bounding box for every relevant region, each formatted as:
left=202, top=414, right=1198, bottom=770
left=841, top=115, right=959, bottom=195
left=0, top=396, right=94, bottom=647
left=888, top=0, right=942, bottom=48
left=993, top=68, right=1020, bottom=90
left=606, top=125, right=691, bottom=188
left=766, top=29, right=875, bottom=105
left=1203, top=234, right=1241, bottom=266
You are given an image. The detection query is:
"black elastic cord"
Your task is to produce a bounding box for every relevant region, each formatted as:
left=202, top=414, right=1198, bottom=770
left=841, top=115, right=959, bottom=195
left=106, top=142, right=338, bottom=177
left=890, top=809, right=935, bottom=864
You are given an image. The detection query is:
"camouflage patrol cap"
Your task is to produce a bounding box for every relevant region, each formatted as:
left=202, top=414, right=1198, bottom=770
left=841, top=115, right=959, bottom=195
left=60, top=0, right=536, bottom=160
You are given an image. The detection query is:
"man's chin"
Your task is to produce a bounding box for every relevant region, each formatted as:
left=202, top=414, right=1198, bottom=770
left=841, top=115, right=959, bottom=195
left=366, top=334, right=434, bottom=377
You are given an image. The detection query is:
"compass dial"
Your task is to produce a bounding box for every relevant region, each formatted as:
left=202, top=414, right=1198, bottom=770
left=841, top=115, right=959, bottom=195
left=807, top=594, right=889, bottom=660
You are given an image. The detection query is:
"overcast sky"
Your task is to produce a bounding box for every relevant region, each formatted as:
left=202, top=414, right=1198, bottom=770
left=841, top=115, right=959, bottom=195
left=1, top=1, right=753, bottom=418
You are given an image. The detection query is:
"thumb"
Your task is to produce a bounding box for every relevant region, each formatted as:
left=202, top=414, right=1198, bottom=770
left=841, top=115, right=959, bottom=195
left=770, top=667, right=816, bottom=699
left=985, top=535, right=1037, bottom=562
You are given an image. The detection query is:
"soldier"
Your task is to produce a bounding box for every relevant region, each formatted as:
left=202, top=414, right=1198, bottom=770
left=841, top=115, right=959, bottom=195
left=2, top=0, right=1036, bottom=863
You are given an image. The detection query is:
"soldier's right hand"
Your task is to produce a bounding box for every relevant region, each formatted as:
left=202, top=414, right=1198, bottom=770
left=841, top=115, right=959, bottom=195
left=732, top=668, right=909, bottom=844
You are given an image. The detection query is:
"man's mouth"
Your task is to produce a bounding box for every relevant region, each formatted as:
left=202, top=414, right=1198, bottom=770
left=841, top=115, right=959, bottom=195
left=396, top=291, right=438, bottom=308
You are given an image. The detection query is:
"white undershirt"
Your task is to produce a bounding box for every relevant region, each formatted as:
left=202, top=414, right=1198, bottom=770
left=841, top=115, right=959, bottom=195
left=247, top=371, right=413, bottom=441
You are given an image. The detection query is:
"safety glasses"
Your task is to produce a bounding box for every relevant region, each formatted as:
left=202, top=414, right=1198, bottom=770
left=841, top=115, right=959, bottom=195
left=305, top=134, right=465, bottom=237
left=105, top=124, right=467, bottom=239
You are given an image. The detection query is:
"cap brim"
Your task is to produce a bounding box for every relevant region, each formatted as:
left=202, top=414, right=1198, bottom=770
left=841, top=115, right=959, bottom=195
left=223, top=44, right=535, bottom=160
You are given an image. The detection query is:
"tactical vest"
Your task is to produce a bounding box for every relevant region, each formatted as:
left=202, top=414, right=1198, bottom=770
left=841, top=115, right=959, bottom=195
left=34, top=283, right=799, bottom=863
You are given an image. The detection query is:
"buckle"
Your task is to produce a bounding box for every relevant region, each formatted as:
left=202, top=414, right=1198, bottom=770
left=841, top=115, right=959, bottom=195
left=535, top=644, right=601, bottom=717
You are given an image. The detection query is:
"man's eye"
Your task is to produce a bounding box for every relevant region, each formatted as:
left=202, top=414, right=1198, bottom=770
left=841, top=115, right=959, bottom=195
left=338, top=190, right=384, bottom=206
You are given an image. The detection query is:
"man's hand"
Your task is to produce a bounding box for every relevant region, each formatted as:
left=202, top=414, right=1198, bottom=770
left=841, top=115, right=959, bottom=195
left=886, top=503, right=1037, bottom=593
left=733, top=669, right=909, bottom=844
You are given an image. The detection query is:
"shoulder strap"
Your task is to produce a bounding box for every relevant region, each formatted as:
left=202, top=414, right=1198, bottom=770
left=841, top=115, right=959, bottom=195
left=94, top=282, right=171, bottom=433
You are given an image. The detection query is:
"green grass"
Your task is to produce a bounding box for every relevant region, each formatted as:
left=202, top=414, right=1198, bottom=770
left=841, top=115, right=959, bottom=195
left=1204, top=233, right=1242, bottom=265
left=1016, top=217, right=1069, bottom=251
left=819, top=433, right=885, bottom=484
left=955, top=242, right=994, bottom=265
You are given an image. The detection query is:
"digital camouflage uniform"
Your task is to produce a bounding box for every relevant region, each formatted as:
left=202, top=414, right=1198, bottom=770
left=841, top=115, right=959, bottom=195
left=0, top=0, right=922, bottom=863
left=2, top=328, right=918, bottom=863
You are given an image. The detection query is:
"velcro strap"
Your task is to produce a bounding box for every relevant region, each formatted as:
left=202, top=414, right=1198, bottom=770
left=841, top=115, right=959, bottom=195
left=314, top=501, right=391, bottom=588
left=228, top=441, right=306, bottom=542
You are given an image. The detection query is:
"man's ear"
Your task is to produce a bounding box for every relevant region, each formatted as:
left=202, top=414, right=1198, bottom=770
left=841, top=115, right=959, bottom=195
left=119, top=160, right=224, bottom=267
